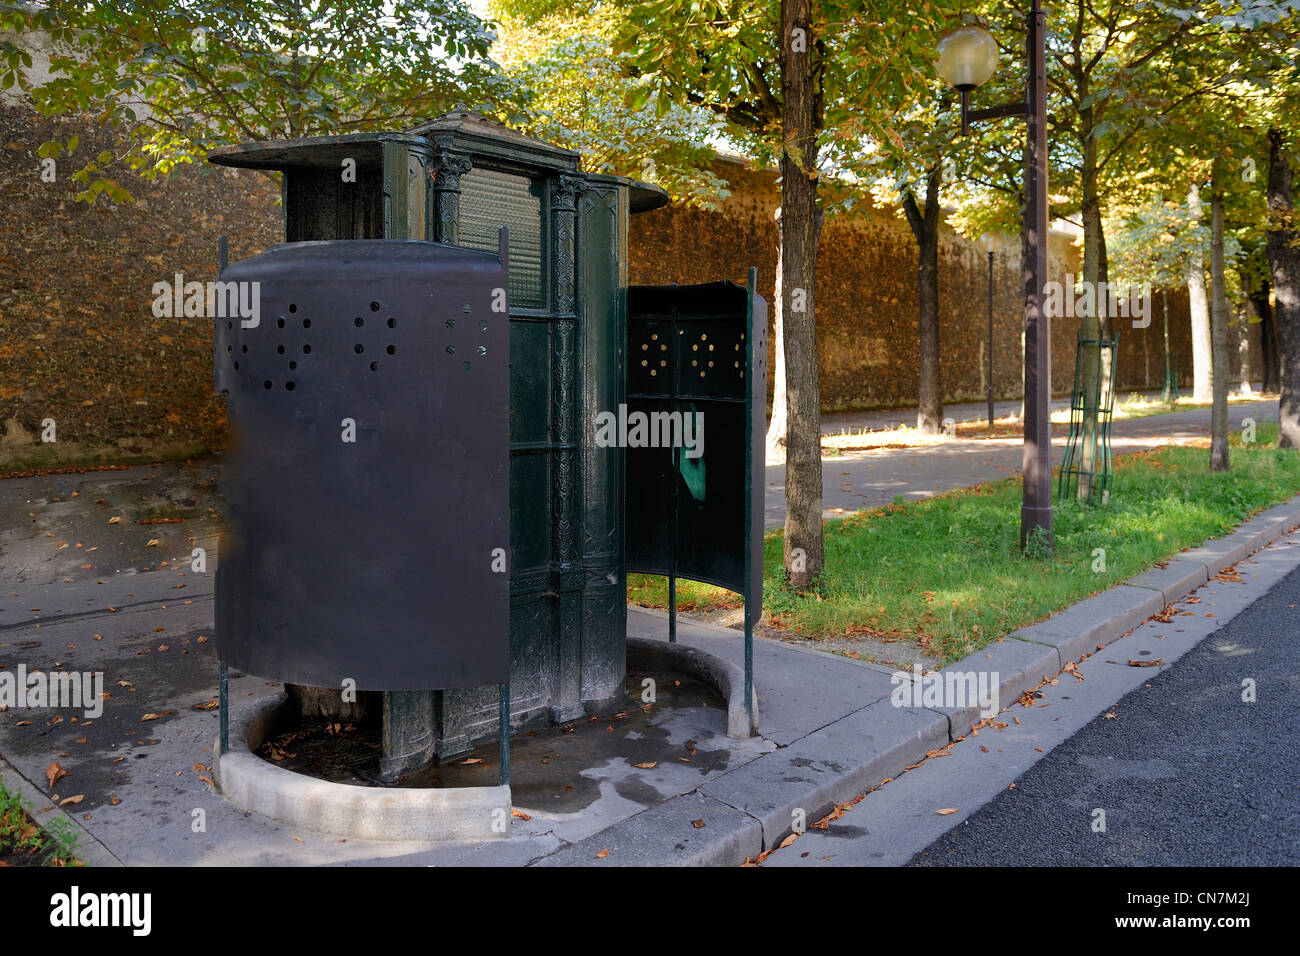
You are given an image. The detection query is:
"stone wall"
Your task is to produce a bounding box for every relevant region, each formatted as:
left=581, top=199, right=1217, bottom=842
left=0, top=101, right=1251, bottom=466
left=0, top=100, right=280, bottom=464
left=628, top=159, right=1230, bottom=412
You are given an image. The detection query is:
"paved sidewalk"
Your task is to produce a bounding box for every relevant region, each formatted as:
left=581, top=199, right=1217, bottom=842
left=770, top=397, right=1279, bottom=528
left=817, top=385, right=1262, bottom=434
left=2, top=492, right=1296, bottom=866
left=0, top=412, right=1293, bottom=867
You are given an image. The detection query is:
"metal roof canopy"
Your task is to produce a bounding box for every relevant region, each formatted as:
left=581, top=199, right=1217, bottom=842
left=208, top=113, right=669, bottom=213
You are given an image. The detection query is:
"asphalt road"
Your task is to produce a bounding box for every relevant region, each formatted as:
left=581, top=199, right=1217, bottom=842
left=909, top=562, right=1300, bottom=867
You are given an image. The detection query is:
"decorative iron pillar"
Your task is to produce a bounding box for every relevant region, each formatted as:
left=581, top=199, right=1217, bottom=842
left=578, top=184, right=629, bottom=707
left=428, top=151, right=472, bottom=244
left=550, top=174, right=585, bottom=720
left=552, top=175, right=579, bottom=315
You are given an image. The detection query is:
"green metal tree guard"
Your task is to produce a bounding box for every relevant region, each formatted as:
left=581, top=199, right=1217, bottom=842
left=1162, top=350, right=1179, bottom=404
left=1161, top=292, right=1178, bottom=403
left=1058, top=332, right=1119, bottom=505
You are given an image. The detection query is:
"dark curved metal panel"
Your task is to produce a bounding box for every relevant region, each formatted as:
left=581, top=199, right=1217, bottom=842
left=214, top=239, right=510, bottom=691
left=626, top=280, right=766, bottom=604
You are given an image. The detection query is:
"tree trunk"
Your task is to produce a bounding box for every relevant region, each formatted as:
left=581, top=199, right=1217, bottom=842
left=1248, top=277, right=1279, bottom=393
left=764, top=207, right=787, bottom=459
left=1209, top=161, right=1230, bottom=471
left=1235, top=303, right=1252, bottom=397
left=1078, top=134, right=1112, bottom=500
left=902, top=167, right=943, bottom=435
left=1187, top=181, right=1213, bottom=403
left=1267, top=128, right=1300, bottom=448
left=779, top=0, right=824, bottom=588
left=1018, top=327, right=1026, bottom=420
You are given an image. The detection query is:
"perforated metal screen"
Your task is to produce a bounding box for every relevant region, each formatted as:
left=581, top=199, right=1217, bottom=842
left=625, top=280, right=766, bottom=602
left=214, top=240, right=510, bottom=690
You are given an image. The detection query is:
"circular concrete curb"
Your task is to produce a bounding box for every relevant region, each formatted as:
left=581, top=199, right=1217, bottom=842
left=627, top=637, right=759, bottom=737
left=214, top=694, right=511, bottom=842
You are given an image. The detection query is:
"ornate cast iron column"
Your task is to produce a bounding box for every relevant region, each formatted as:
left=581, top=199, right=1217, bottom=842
left=550, top=174, right=585, bottom=721
left=428, top=151, right=472, bottom=244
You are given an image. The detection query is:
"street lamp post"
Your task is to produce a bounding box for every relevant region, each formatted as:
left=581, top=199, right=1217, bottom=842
left=981, top=233, right=996, bottom=428
left=937, top=0, right=1052, bottom=553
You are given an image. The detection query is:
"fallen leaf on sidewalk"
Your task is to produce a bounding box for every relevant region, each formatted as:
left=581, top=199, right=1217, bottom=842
left=59, top=794, right=83, bottom=806
left=1104, top=711, right=1118, bottom=719
left=195, top=699, right=218, bottom=710
left=45, top=762, right=68, bottom=788
left=936, top=808, right=959, bottom=816
left=108, top=516, right=122, bottom=525
left=632, top=762, right=657, bottom=769
left=146, top=539, right=161, bottom=548
left=692, top=819, right=706, bottom=829
left=511, top=808, right=531, bottom=821
left=594, top=849, right=610, bottom=859
left=1127, top=659, right=1163, bottom=668
left=461, top=758, right=483, bottom=765
left=778, top=833, right=798, bottom=848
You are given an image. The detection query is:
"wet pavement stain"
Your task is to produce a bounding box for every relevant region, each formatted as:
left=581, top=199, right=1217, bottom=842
left=0, top=461, right=222, bottom=590
left=256, top=670, right=733, bottom=815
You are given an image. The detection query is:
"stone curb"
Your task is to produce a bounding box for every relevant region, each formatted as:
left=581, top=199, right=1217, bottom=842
left=926, top=636, right=1063, bottom=739
left=542, top=494, right=1300, bottom=867
left=533, top=792, right=763, bottom=866
left=627, top=636, right=758, bottom=737
left=699, top=699, right=947, bottom=849
left=1009, top=584, right=1167, bottom=666
left=0, top=756, right=122, bottom=867
left=214, top=694, right=511, bottom=842
left=929, top=494, right=1300, bottom=741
